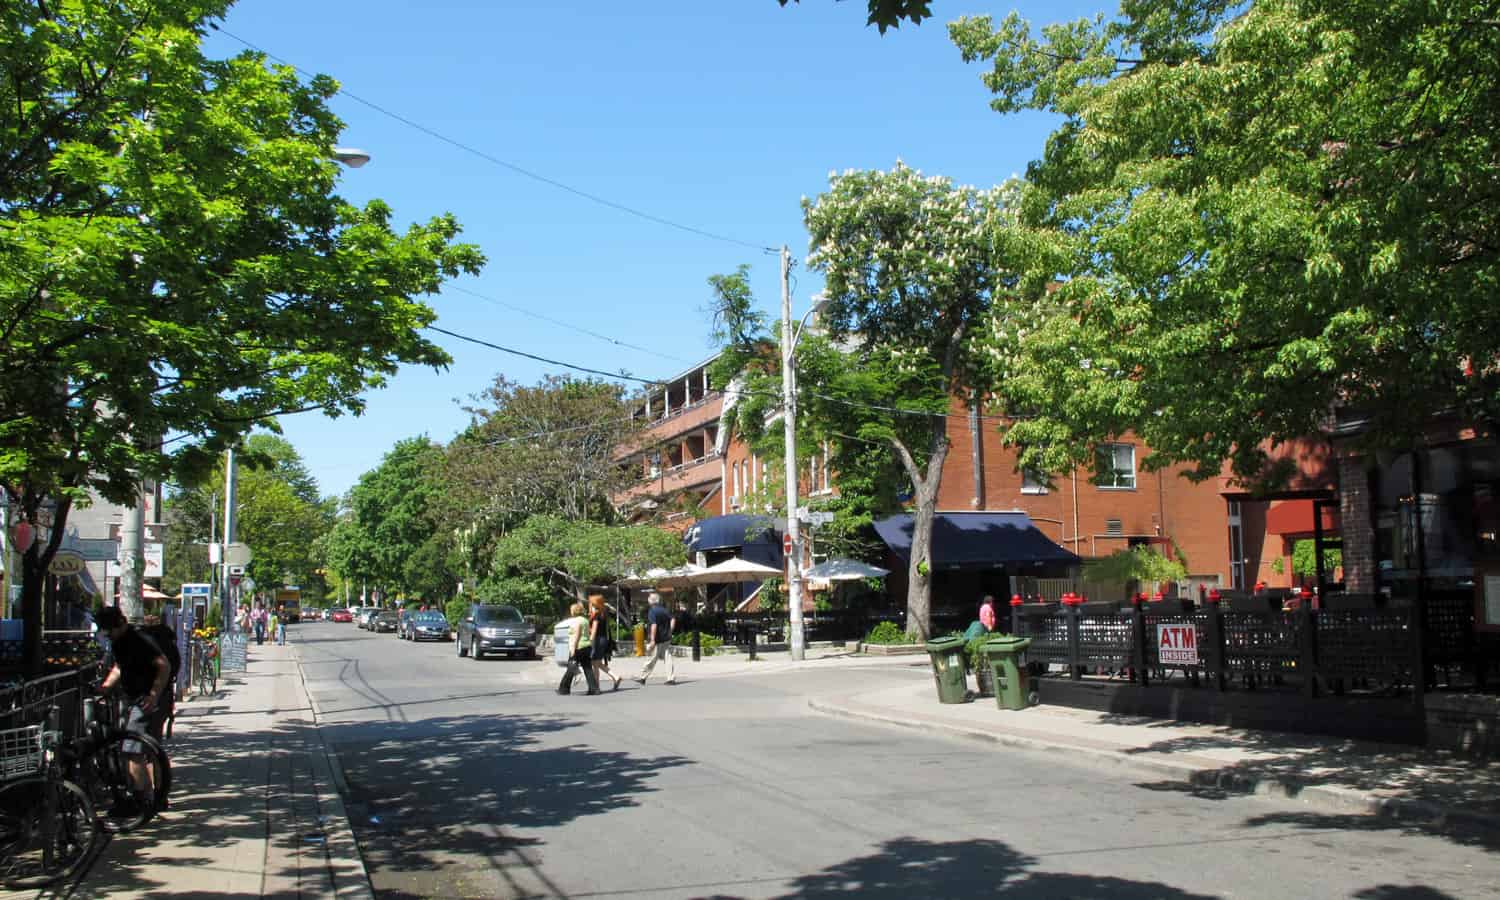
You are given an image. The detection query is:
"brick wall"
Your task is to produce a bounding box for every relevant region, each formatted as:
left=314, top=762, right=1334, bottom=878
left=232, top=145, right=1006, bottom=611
left=936, top=404, right=1231, bottom=581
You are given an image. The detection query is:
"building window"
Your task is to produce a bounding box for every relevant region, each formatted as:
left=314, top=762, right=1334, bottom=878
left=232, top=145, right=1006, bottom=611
left=1021, top=468, right=1048, bottom=494
left=1096, top=443, right=1136, bottom=490
left=1105, top=518, right=1124, bottom=537
left=1227, top=500, right=1244, bottom=590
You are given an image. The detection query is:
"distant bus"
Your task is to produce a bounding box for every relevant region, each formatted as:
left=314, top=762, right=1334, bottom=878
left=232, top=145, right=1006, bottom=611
left=275, top=587, right=302, bottom=624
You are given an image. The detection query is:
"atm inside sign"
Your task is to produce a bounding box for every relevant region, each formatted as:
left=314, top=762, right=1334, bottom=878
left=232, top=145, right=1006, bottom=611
left=1157, top=623, right=1199, bottom=666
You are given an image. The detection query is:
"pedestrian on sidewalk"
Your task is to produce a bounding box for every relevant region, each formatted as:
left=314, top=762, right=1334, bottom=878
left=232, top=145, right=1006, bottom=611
left=95, top=606, right=170, bottom=818
left=635, top=591, right=677, bottom=686
left=269, top=610, right=282, bottom=646
left=978, top=595, right=997, bottom=633
left=252, top=600, right=267, bottom=645
left=589, top=595, right=622, bottom=691
left=557, top=602, right=600, bottom=695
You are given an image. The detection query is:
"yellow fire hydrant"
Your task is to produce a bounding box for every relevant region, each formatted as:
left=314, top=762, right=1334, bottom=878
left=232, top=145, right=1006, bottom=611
left=633, top=622, right=646, bottom=657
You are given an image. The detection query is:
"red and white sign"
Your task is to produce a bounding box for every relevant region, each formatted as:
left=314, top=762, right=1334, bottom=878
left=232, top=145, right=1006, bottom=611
left=783, top=533, right=794, bottom=557
left=1157, top=623, right=1199, bottom=666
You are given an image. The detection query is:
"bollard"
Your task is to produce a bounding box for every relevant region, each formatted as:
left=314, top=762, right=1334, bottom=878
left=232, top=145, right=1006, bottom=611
left=692, top=629, right=701, bottom=662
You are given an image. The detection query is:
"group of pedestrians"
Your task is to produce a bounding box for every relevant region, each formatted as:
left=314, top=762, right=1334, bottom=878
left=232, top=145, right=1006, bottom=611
left=557, top=591, right=677, bottom=695
left=244, top=600, right=286, bottom=646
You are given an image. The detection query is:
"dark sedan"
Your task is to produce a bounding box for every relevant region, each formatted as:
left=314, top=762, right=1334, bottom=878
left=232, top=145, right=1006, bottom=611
left=404, top=612, right=452, bottom=642
left=372, top=610, right=400, bottom=633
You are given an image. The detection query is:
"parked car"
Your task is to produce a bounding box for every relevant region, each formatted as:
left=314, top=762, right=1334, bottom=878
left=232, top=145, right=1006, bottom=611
left=303, top=608, right=322, bottom=622
left=405, top=611, right=452, bottom=642
left=357, top=608, right=381, bottom=630
left=455, top=604, right=536, bottom=660
left=396, top=608, right=414, bottom=639
left=372, top=610, right=399, bottom=633
left=330, top=608, right=353, bottom=623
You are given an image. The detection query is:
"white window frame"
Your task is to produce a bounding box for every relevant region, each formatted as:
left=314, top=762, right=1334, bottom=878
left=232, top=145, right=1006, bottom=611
left=1096, top=443, right=1137, bottom=490
left=1021, top=468, right=1048, bottom=495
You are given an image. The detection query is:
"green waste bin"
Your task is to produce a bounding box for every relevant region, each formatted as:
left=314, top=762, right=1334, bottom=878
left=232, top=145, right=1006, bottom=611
left=983, top=636, right=1034, bottom=710
left=924, top=635, right=969, bottom=704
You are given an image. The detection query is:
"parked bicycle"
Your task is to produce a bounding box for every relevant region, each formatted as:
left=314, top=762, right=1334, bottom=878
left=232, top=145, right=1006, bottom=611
left=0, top=708, right=100, bottom=889
left=192, top=636, right=219, bottom=697
left=58, top=687, right=172, bottom=833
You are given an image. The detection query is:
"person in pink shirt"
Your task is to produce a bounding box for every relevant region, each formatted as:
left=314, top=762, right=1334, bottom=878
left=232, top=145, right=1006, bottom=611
left=978, top=595, right=997, bottom=633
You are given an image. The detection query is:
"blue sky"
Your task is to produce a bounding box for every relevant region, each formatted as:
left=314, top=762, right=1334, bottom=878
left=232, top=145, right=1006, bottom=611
left=205, top=0, right=1104, bottom=500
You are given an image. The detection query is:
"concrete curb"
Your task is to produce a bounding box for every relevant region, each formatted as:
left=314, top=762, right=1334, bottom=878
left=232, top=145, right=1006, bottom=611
left=291, top=646, right=376, bottom=900
left=807, top=695, right=1500, bottom=836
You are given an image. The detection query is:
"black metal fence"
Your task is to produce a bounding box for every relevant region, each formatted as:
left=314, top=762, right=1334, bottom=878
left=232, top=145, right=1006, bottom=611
left=0, top=664, right=101, bottom=772
left=1009, top=598, right=1425, bottom=697
left=681, top=608, right=904, bottom=647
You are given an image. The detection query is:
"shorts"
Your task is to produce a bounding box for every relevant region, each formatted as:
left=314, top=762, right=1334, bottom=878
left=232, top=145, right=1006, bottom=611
left=122, top=692, right=169, bottom=753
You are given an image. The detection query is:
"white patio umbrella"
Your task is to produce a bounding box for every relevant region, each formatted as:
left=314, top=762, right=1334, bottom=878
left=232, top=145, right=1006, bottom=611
left=686, top=557, right=785, bottom=585
left=802, top=559, right=889, bottom=582
left=617, top=563, right=709, bottom=589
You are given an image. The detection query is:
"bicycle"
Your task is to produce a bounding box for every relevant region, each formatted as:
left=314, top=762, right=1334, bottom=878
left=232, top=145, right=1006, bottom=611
left=192, top=637, right=218, bottom=697
left=0, top=709, right=101, bottom=889
left=57, top=689, right=172, bottom=834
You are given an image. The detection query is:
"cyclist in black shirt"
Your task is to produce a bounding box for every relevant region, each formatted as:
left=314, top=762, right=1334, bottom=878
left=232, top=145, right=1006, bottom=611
left=96, top=607, right=170, bottom=811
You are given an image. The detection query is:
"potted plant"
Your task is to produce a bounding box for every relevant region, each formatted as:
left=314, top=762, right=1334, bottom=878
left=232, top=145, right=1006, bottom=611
left=967, top=635, right=994, bottom=696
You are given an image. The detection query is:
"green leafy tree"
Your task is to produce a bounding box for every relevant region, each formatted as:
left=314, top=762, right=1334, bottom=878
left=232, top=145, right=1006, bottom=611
left=492, top=515, right=685, bottom=612
left=1082, top=546, right=1188, bottom=601
left=1292, top=539, right=1342, bottom=579
left=950, top=1, right=1500, bottom=487
left=0, top=1, right=483, bottom=671
left=350, top=437, right=452, bottom=597
left=439, top=376, right=643, bottom=579
left=161, top=436, right=334, bottom=600
left=320, top=512, right=380, bottom=602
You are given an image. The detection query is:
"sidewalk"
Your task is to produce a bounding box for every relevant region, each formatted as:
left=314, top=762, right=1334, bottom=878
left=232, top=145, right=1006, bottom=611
left=530, top=643, right=1500, bottom=840
left=36, top=643, right=371, bottom=900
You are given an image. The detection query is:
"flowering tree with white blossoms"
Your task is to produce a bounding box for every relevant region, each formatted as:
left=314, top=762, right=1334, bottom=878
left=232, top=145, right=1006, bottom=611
left=801, top=164, right=1026, bottom=639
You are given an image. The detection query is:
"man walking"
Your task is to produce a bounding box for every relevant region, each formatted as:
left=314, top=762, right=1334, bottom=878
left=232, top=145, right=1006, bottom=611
left=634, top=592, right=677, bottom=686
left=96, top=607, right=170, bottom=818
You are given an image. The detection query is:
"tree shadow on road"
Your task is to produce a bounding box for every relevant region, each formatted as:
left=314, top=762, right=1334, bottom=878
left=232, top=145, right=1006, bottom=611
left=321, top=712, right=691, bottom=885
left=696, top=836, right=1219, bottom=899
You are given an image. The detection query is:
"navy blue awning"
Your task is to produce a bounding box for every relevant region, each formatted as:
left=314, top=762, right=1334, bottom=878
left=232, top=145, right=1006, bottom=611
left=684, top=514, right=779, bottom=553
left=873, top=512, right=1079, bottom=571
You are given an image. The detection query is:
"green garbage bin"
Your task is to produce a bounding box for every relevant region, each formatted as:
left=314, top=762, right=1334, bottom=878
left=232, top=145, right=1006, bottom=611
left=983, top=636, right=1034, bottom=710
left=924, top=635, right=969, bottom=704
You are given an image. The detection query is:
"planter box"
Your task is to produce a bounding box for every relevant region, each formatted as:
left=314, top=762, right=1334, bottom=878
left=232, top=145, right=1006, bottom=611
left=858, top=642, right=927, bottom=656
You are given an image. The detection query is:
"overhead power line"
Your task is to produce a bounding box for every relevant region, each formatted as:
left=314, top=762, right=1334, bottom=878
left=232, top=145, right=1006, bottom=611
left=210, top=25, right=778, bottom=254
left=425, top=322, right=1017, bottom=426
left=447, top=284, right=690, bottom=365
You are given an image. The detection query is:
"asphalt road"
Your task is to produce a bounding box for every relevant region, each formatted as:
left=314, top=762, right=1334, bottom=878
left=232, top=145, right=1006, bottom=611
left=293, top=622, right=1498, bottom=899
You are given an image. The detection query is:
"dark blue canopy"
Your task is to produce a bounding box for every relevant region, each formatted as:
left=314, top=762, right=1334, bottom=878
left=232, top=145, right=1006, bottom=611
left=873, top=512, right=1079, bottom=571
left=684, top=514, right=779, bottom=553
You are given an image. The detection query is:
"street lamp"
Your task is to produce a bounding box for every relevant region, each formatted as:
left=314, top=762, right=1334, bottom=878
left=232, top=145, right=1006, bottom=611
left=780, top=242, right=829, bottom=662
left=332, top=147, right=371, bottom=168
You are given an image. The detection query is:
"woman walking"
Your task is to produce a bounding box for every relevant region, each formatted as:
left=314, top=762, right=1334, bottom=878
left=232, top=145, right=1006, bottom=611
left=589, top=595, right=622, bottom=692
left=557, top=603, right=599, bottom=695
left=252, top=600, right=267, bottom=645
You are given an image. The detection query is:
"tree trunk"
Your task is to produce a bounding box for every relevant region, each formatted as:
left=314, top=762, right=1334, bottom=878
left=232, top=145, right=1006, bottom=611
left=900, top=443, right=949, bottom=642
left=21, top=498, right=72, bottom=677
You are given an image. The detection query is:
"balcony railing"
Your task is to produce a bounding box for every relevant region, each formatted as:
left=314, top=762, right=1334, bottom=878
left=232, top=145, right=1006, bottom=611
left=638, top=391, right=722, bottom=427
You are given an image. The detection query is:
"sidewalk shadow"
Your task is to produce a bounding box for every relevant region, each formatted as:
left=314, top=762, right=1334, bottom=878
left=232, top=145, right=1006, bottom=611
left=321, top=712, right=691, bottom=882
left=60, top=714, right=324, bottom=898
left=1086, top=716, right=1500, bottom=850
left=697, top=836, right=1218, bottom=899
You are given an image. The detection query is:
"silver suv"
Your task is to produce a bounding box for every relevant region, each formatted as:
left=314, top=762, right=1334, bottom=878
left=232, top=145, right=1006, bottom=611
left=455, top=604, right=536, bottom=660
